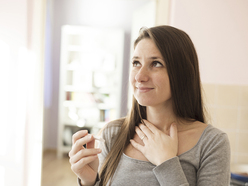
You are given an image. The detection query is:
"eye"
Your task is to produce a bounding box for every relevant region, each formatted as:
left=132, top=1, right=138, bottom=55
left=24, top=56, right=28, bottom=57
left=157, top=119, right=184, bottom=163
left=132, top=61, right=141, bottom=67
left=152, top=61, right=163, bottom=67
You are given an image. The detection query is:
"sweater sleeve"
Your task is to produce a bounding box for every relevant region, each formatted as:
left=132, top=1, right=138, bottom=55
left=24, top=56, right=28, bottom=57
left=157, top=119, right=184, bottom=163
left=153, top=157, right=189, bottom=186
left=197, top=133, right=231, bottom=185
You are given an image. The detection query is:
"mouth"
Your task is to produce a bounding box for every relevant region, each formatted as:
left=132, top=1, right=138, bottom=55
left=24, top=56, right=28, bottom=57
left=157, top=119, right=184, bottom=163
left=136, top=87, right=154, bottom=93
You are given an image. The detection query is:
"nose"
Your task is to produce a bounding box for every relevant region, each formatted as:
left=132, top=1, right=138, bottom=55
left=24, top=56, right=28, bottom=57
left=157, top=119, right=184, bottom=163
left=135, top=67, right=149, bottom=83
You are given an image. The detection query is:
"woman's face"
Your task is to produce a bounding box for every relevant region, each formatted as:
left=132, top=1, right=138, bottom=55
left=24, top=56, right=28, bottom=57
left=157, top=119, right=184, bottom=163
left=130, top=38, right=172, bottom=108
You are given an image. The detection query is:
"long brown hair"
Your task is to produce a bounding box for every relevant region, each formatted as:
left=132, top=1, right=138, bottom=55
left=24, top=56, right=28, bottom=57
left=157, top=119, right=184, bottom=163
left=99, top=25, right=205, bottom=185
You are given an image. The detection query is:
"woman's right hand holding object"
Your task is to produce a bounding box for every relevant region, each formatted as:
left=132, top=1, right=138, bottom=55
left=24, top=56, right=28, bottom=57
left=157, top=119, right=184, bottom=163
left=69, top=130, right=101, bottom=185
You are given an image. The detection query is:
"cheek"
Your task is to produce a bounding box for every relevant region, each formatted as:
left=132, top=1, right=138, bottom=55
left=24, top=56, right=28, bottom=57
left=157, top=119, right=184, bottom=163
left=156, top=75, right=170, bottom=91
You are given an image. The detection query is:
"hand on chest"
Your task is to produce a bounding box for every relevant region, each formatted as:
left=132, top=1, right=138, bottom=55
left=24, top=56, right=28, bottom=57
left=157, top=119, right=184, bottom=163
left=125, top=125, right=206, bottom=164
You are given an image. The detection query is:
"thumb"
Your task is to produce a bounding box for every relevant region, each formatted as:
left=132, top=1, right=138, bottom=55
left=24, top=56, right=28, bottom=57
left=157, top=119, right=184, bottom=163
left=86, top=134, right=95, bottom=149
left=170, top=123, right=178, bottom=140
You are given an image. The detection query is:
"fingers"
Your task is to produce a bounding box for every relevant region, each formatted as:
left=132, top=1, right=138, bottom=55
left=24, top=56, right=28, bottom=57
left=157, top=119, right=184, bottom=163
left=69, top=130, right=100, bottom=184
left=142, top=119, right=158, bottom=134
left=72, top=130, right=88, bottom=144
left=142, top=120, right=177, bottom=139
left=138, top=119, right=160, bottom=139
left=135, top=126, right=147, bottom=141
left=71, top=155, right=98, bottom=173
left=70, top=148, right=101, bottom=164
left=69, top=134, right=95, bottom=157
left=130, top=139, right=144, bottom=154
left=138, top=125, right=152, bottom=139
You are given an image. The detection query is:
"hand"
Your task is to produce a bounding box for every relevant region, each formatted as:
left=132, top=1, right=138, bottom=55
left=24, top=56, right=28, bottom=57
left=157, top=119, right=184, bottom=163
left=69, top=130, right=101, bottom=185
left=130, top=120, right=178, bottom=166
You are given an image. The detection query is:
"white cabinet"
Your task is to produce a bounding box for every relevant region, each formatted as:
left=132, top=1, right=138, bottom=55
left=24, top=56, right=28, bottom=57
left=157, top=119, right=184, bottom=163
left=57, top=25, right=124, bottom=157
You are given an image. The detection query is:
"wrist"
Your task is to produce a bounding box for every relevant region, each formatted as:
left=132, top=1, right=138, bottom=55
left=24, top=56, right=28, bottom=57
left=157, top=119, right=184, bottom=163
left=79, top=179, right=95, bottom=186
left=78, top=173, right=99, bottom=186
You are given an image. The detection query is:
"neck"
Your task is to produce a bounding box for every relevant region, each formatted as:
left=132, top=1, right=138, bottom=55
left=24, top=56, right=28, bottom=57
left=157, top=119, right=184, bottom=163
left=146, top=105, right=177, bottom=133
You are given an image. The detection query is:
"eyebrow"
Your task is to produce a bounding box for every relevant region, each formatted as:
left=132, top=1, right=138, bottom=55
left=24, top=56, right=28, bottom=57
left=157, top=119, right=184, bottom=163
left=132, top=56, right=164, bottom=60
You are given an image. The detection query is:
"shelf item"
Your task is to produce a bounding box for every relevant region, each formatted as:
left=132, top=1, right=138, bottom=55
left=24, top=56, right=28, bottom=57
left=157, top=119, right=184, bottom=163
left=57, top=25, right=124, bottom=157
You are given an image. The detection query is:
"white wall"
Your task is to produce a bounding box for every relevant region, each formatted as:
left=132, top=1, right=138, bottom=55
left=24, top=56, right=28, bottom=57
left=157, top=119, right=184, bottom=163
left=44, top=0, right=150, bottom=149
left=170, top=0, right=248, bottom=85
left=0, top=0, right=45, bottom=185
left=0, top=2, right=27, bottom=185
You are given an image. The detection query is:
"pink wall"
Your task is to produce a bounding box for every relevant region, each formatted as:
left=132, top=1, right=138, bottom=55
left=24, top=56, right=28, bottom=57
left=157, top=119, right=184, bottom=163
left=170, top=0, right=248, bottom=85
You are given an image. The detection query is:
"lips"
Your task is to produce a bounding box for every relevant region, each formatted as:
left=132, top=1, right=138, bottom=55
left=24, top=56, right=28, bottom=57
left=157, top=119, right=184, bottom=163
left=136, top=86, right=154, bottom=93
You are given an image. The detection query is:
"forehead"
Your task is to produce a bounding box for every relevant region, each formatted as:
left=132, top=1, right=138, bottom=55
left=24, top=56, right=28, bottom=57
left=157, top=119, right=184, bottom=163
left=133, top=38, right=162, bottom=58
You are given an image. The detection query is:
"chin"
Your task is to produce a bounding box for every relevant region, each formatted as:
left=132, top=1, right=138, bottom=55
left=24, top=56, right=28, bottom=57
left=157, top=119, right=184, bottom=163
left=134, top=94, right=160, bottom=107
left=136, top=99, right=154, bottom=107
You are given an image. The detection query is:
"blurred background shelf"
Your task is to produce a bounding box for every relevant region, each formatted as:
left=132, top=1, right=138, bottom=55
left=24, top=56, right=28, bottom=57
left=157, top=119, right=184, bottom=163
left=57, top=25, right=124, bottom=157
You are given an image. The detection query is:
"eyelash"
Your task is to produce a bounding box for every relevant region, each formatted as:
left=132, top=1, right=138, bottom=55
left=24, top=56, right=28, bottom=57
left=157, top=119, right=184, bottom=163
left=152, top=61, right=163, bottom=67
left=132, top=61, right=140, bottom=67
left=132, top=61, right=164, bottom=67
left=132, top=61, right=163, bottom=68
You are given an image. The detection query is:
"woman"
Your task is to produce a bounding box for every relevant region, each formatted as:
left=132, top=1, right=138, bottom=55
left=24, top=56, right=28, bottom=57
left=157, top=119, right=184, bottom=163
left=69, top=25, right=230, bottom=186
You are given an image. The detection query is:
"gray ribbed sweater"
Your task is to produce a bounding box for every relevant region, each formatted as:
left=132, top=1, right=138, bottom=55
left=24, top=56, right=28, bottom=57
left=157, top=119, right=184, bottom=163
left=79, top=119, right=231, bottom=186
